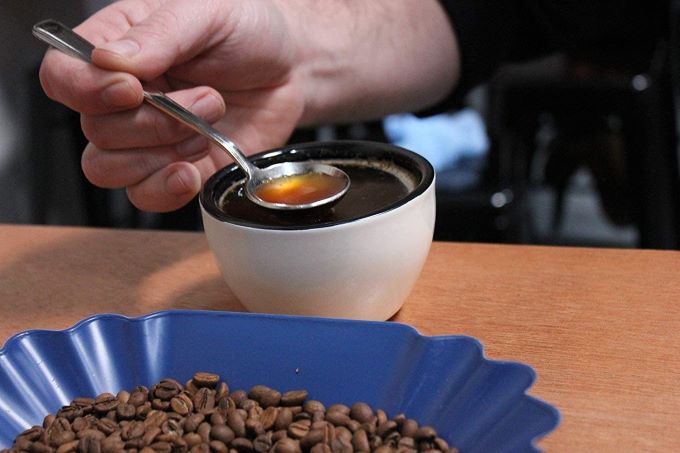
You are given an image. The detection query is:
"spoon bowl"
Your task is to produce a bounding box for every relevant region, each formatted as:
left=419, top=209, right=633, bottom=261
left=32, top=19, right=350, bottom=211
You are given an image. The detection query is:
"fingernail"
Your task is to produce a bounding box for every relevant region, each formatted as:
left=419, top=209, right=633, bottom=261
left=166, top=166, right=196, bottom=196
left=98, top=39, right=140, bottom=58
left=177, top=135, right=209, bottom=157
left=102, top=79, right=137, bottom=107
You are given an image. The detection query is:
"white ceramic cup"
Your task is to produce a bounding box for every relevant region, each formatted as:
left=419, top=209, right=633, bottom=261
left=200, top=140, right=435, bottom=321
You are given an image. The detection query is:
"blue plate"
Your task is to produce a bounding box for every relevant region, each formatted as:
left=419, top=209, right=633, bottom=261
left=0, top=310, right=559, bottom=452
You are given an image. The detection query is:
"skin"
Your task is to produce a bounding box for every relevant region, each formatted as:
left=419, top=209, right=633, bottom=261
left=39, top=0, right=459, bottom=212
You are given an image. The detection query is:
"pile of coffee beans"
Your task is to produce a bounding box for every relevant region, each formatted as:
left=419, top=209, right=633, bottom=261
left=3, top=372, right=458, bottom=453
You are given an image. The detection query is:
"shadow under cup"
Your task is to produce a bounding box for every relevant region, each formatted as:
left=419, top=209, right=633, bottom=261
left=199, top=140, right=436, bottom=320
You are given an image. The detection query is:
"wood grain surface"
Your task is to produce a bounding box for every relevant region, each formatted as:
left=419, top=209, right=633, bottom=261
left=1, top=224, right=679, bottom=451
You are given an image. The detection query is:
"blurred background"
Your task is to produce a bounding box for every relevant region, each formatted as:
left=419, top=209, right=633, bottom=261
left=1, top=1, right=679, bottom=249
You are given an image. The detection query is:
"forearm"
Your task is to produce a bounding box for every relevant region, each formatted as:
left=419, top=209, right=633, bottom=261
left=278, top=0, right=460, bottom=125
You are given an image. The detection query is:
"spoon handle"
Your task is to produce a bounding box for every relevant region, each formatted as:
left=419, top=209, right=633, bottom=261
left=32, top=19, right=256, bottom=179
left=33, top=19, right=95, bottom=64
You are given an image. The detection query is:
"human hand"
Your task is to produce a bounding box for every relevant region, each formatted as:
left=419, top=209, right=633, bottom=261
left=39, top=0, right=304, bottom=211
left=39, top=0, right=459, bottom=212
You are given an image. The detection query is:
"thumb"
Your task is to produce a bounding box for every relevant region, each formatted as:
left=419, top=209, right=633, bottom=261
left=91, top=4, right=221, bottom=81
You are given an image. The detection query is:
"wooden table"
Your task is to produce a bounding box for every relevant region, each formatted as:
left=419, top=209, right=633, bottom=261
left=1, top=224, right=679, bottom=451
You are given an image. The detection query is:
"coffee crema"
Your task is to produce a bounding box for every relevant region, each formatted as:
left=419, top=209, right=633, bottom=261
left=218, top=161, right=413, bottom=228
left=255, top=172, right=347, bottom=205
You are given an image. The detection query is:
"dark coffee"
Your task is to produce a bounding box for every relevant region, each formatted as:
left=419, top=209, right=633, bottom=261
left=218, top=161, right=413, bottom=228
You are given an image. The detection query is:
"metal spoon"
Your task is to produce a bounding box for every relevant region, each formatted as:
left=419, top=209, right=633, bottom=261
left=32, top=19, right=350, bottom=211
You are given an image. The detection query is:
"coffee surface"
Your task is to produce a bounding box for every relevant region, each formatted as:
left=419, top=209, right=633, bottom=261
left=218, top=162, right=412, bottom=228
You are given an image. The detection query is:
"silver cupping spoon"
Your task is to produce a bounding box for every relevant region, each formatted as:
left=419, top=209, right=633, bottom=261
left=32, top=19, right=350, bottom=211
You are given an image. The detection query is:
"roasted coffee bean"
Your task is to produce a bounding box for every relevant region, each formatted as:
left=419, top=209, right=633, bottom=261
left=310, top=444, right=331, bottom=453
left=210, top=412, right=226, bottom=426
left=413, top=427, right=436, bottom=441
left=287, top=420, right=311, bottom=440
left=182, top=433, right=202, bottom=448
left=375, top=410, right=388, bottom=427
left=14, top=437, right=33, bottom=451
left=193, top=388, right=216, bottom=414
left=170, top=394, right=193, bottom=416
left=76, top=430, right=105, bottom=442
left=197, top=422, right=212, bottom=443
left=116, top=403, right=136, bottom=420
left=376, top=421, right=398, bottom=438
left=349, top=403, right=373, bottom=424
left=44, top=414, right=57, bottom=429
left=303, top=401, right=325, bottom=415
left=30, top=441, right=54, bottom=453
left=400, top=419, right=418, bottom=438
left=330, top=436, right=353, bottom=453
left=292, top=411, right=312, bottom=422
left=193, top=373, right=221, bottom=389
left=77, top=436, right=101, bottom=453
left=55, top=440, right=79, bottom=453
left=210, top=440, right=229, bottom=453
left=268, top=431, right=286, bottom=445
left=184, top=413, right=205, bottom=432
left=259, top=407, right=278, bottom=431
left=239, top=399, right=258, bottom=412
left=229, top=390, right=248, bottom=406
left=139, top=448, right=155, bottom=453
left=116, top=390, right=130, bottom=405
left=252, top=433, right=273, bottom=453
left=231, top=438, right=253, bottom=453
left=397, top=436, right=416, bottom=452
left=154, top=379, right=183, bottom=401
left=190, top=444, right=210, bottom=453
left=19, top=426, right=44, bottom=442
left=210, top=425, right=235, bottom=444
left=273, top=438, right=300, bottom=453
left=352, top=430, right=370, bottom=452
left=327, top=405, right=350, bottom=416
left=57, top=406, right=82, bottom=422
left=143, top=426, right=162, bottom=446
left=346, top=420, right=361, bottom=433
left=246, top=418, right=265, bottom=437
left=274, top=408, right=293, bottom=431
left=325, top=411, right=350, bottom=427
left=216, top=382, right=230, bottom=400
left=248, top=386, right=281, bottom=409
left=372, top=446, right=392, bottom=453
left=136, top=403, right=152, bottom=420
left=227, top=409, right=246, bottom=438
left=280, top=391, right=307, bottom=407
left=94, top=418, right=118, bottom=436
left=128, top=389, right=148, bottom=407
left=300, top=429, right=325, bottom=450
left=434, top=437, right=449, bottom=451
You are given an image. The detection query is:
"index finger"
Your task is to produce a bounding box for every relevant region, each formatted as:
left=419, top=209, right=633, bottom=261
left=37, top=0, right=159, bottom=114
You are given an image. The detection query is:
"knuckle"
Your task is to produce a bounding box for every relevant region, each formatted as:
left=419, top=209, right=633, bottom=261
left=81, top=145, right=113, bottom=187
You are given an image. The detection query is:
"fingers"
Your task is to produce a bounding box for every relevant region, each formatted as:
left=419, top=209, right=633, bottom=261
left=127, top=162, right=203, bottom=212
left=39, top=49, right=144, bottom=115
left=80, top=87, right=226, bottom=150
left=91, top=1, right=229, bottom=81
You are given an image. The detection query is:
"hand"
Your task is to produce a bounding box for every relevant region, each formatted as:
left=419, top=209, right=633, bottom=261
left=40, top=0, right=304, bottom=211
left=39, top=0, right=459, bottom=212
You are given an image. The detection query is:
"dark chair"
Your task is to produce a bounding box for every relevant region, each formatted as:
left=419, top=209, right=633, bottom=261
left=483, top=39, right=679, bottom=249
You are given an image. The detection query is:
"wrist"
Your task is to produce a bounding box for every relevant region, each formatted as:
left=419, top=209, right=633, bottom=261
left=274, top=0, right=460, bottom=125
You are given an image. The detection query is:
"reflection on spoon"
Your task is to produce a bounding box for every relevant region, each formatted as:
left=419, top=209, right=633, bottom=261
left=32, top=19, right=350, bottom=211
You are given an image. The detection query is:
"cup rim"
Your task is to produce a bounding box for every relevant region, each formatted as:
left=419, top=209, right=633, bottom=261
left=200, top=140, right=434, bottom=231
